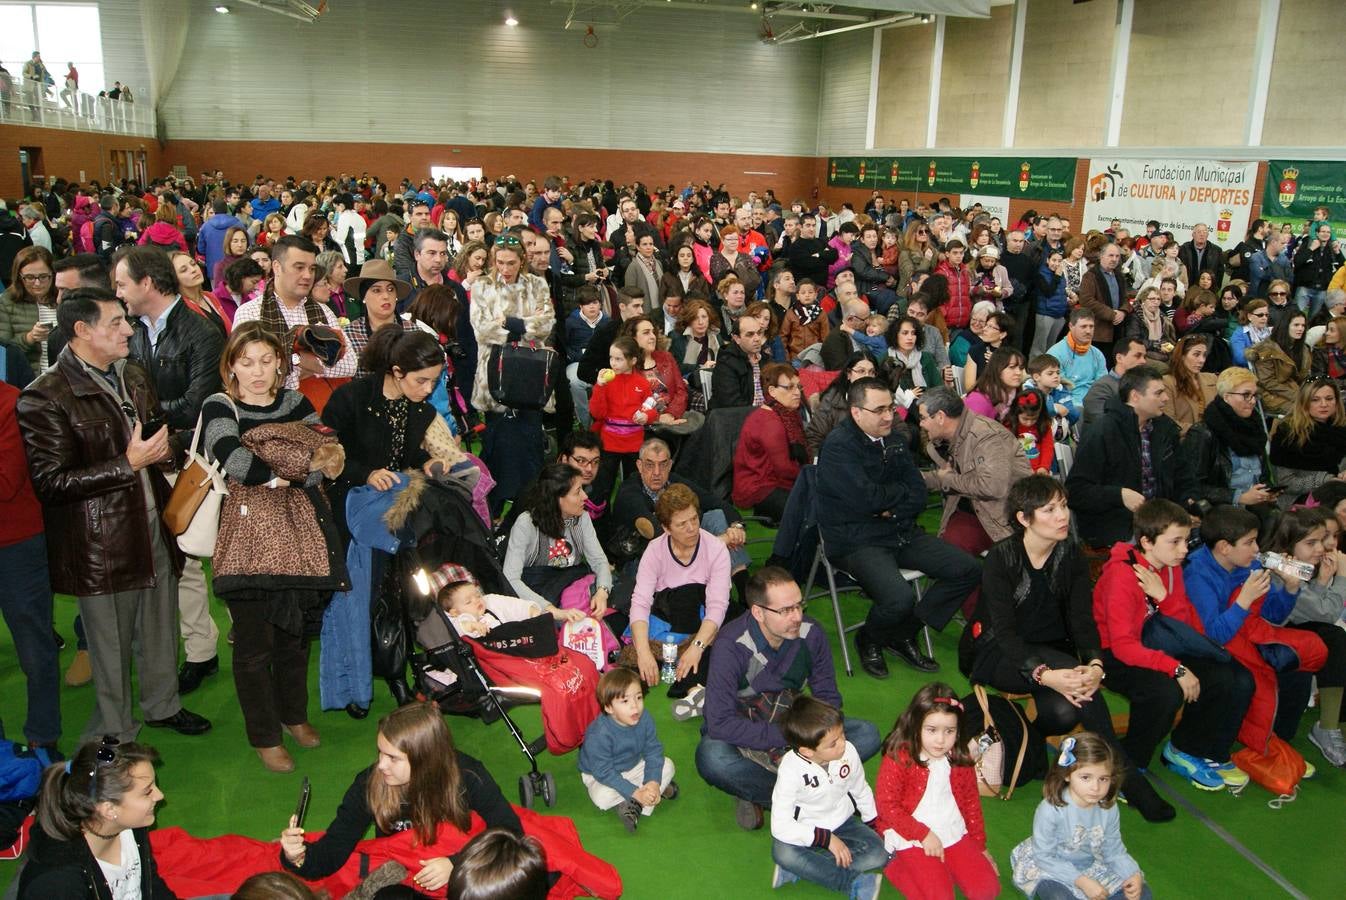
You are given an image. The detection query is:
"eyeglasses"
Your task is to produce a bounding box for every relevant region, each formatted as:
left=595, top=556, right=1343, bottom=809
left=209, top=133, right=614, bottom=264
left=761, top=601, right=806, bottom=617
left=772, top=382, right=802, bottom=392
left=494, top=234, right=523, bottom=247
left=857, top=404, right=894, bottom=415
left=21, top=271, right=53, bottom=285
left=1249, top=311, right=1268, bottom=318
left=1269, top=291, right=1288, bottom=297
left=89, top=735, right=120, bottom=798
left=1225, top=390, right=1259, bottom=401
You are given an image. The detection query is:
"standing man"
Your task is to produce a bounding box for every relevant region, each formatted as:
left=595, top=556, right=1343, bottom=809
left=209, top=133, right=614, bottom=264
left=1179, top=224, right=1224, bottom=289
left=18, top=288, right=211, bottom=741
left=816, top=379, right=980, bottom=677
left=1001, top=230, right=1039, bottom=352
left=116, top=247, right=226, bottom=695
left=1077, top=243, right=1128, bottom=362
left=391, top=199, right=433, bottom=281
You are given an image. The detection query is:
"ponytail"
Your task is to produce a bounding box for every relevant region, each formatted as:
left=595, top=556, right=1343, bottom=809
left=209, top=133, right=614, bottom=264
left=36, top=740, right=160, bottom=841
left=358, top=325, right=444, bottom=377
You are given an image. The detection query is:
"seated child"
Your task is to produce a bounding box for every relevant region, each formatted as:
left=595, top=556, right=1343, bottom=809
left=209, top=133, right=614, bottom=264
left=876, top=684, right=998, bottom=900
left=1025, top=354, right=1078, bottom=424
left=770, top=696, right=887, bottom=898
left=850, top=313, right=890, bottom=362
left=1184, top=505, right=1327, bottom=770
left=565, top=286, right=609, bottom=365
left=781, top=278, right=830, bottom=362
left=1011, top=732, right=1151, bottom=900
left=446, top=828, right=550, bottom=900
left=577, top=668, right=677, bottom=833
left=439, top=579, right=547, bottom=637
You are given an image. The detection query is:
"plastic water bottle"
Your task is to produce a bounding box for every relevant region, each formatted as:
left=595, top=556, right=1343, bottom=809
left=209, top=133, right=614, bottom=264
left=1258, top=552, right=1316, bottom=582
left=660, top=639, right=678, bottom=684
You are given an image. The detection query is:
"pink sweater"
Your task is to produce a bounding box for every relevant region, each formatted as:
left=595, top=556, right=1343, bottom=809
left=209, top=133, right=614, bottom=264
left=630, top=531, right=732, bottom=628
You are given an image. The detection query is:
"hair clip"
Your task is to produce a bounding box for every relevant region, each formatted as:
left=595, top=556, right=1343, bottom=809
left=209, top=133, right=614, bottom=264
left=1058, top=736, right=1077, bottom=768
left=933, top=696, right=963, bottom=710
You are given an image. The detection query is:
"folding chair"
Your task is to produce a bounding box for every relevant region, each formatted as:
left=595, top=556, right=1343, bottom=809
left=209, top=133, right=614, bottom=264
left=803, top=536, right=934, bottom=677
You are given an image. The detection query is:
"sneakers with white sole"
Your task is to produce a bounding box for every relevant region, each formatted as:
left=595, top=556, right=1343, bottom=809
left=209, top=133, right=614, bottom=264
left=1161, top=741, right=1225, bottom=791
left=1205, top=758, right=1251, bottom=791
left=771, top=865, right=800, bottom=889
left=1308, top=723, right=1346, bottom=767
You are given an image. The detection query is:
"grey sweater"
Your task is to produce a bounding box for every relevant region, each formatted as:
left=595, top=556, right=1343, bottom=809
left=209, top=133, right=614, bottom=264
left=503, top=510, right=613, bottom=609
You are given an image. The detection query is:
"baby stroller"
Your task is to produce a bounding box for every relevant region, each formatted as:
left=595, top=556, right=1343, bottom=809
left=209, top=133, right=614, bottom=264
left=369, top=480, right=559, bottom=809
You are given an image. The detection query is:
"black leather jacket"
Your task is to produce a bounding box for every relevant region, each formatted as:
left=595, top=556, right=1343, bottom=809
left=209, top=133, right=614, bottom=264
left=128, top=298, right=226, bottom=454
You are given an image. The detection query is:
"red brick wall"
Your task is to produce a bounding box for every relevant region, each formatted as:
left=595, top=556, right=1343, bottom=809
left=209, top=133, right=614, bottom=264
left=0, top=126, right=162, bottom=198
left=160, top=141, right=821, bottom=204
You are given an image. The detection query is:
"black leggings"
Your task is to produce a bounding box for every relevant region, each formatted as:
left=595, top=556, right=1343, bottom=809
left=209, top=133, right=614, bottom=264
left=1289, top=621, right=1346, bottom=687
left=753, top=488, right=791, bottom=524
left=974, top=642, right=1122, bottom=748
left=591, top=451, right=637, bottom=509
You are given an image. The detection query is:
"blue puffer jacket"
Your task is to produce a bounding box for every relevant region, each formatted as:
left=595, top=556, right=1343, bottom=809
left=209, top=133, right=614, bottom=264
left=1036, top=262, right=1069, bottom=318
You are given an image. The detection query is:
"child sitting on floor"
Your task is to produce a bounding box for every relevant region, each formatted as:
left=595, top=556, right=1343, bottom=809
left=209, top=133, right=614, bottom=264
left=577, top=668, right=677, bottom=833
left=770, top=696, right=887, bottom=898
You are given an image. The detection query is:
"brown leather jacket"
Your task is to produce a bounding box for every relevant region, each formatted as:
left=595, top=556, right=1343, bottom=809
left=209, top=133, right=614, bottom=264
left=923, top=409, right=1033, bottom=542
left=16, top=347, right=181, bottom=597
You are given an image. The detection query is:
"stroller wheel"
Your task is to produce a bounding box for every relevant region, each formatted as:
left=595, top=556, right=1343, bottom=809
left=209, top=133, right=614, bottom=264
left=542, top=771, right=557, bottom=808
left=519, top=774, right=536, bottom=808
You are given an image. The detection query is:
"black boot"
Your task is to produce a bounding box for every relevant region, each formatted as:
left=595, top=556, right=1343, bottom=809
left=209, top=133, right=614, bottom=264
left=1122, top=770, right=1176, bottom=822
left=387, top=677, right=414, bottom=707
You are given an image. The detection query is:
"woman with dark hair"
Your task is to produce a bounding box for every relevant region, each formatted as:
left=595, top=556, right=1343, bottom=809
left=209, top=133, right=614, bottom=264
left=805, top=351, right=877, bottom=457
left=204, top=321, right=346, bottom=772
left=406, top=283, right=473, bottom=432
left=622, top=314, right=703, bottom=437
left=964, top=475, right=1175, bottom=821
left=963, top=347, right=1025, bottom=420
left=343, top=260, right=416, bottom=376
left=212, top=225, right=251, bottom=286
left=323, top=327, right=444, bottom=541
left=1247, top=309, right=1310, bottom=416
left=708, top=226, right=761, bottom=298
left=882, top=315, right=940, bottom=412
left=1161, top=335, right=1218, bottom=435
left=961, top=310, right=1015, bottom=392
left=1226, top=217, right=1268, bottom=283
left=0, top=245, right=57, bottom=371
left=1269, top=377, right=1346, bottom=501
left=300, top=211, right=340, bottom=256
left=280, top=703, right=520, bottom=893
left=565, top=211, right=611, bottom=311
left=502, top=462, right=612, bottom=624
left=660, top=241, right=712, bottom=303
left=1229, top=297, right=1270, bottom=366
left=732, top=362, right=805, bottom=522
left=897, top=219, right=937, bottom=299
left=19, top=739, right=176, bottom=898
left=1311, top=314, right=1346, bottom=387
left=209, top=256, right=265, bottom=329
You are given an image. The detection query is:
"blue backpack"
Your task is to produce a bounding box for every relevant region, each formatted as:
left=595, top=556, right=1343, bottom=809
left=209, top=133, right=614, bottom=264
left=0, top=741, right=53, bottom=804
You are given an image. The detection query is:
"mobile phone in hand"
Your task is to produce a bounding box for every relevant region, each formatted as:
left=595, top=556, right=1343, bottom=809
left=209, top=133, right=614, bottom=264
left=294, top=776, right=311, bottom=828
left=141, top=413, right=168, bottom=437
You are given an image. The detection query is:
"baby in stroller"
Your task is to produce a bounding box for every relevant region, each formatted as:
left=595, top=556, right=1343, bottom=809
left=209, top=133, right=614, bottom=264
left=414, top=567, right=602, bottom=755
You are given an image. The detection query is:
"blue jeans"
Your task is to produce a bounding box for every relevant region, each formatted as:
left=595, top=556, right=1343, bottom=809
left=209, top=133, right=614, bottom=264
left=773, top=817, right=890, bottom=892
left=836, top=530, right=980, bottom=644
left=1034, top=880, right=1152, bottom=900
left=696, top=717, right=880, bottom=807
left=700, top=509, right=752, bottom=571
left=1296, top=286, right=1325, bottom=318
left=0, top=533, right=61, bottom=744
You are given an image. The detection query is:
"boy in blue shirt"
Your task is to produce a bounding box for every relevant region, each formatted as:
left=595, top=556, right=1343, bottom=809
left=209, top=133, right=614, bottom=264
left=578, top=667, right=677, bottom=833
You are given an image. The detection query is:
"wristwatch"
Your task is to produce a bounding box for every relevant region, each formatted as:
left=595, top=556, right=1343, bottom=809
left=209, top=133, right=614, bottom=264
left=1173, top=664, right=1187, bottom=679
left=692, top=638, right=708, bottom=650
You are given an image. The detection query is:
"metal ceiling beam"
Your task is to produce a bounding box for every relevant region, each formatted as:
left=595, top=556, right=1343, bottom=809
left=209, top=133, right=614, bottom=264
left=227, top=0, right=321, bottom=23
left=550, top=0, right=871, bottom=23
left=772, top=12, right=917, bottom=42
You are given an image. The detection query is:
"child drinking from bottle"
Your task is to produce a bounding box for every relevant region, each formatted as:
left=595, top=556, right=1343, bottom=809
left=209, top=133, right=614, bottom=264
left=876, top=683, right=1000, bottom=900
left=1010, top=732, right=1150, bottom=900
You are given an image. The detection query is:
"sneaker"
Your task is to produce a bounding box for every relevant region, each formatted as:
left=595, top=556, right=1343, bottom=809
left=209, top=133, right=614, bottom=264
left=771, top=865, right=800, bottom=889
left=735, top=797, right=764, bottom=831
left=672, top=684, right=706, bottom=721
left=1308, top=723, right=1346, bottom=767
left=661, top=780, right=679, bottom=801
left=1162, top=741, right=1225, bottom=791
left=615, top=798, right=641, bottom=834
left=1205, top=759, right=1251, bottom=791
left=849, top=873, right=883, bottom=900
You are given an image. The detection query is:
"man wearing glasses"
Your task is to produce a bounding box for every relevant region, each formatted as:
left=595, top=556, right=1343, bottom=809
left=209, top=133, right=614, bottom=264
left=696, top=566, right=880, bottom=831
left=816, top=378, right=980, bottom=678
left=821, top=298, right=871, bottom=371
left=18, top=288, right=211, bottom=742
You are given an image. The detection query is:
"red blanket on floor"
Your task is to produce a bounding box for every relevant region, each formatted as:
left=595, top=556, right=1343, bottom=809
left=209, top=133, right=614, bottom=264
left=1225, top=592, right=1328, bottom=753
left=148, top=806, right=622, bottom=899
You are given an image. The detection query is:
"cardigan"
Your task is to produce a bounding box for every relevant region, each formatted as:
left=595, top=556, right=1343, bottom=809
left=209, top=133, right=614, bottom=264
left=874, top=749, right=986, bottom=848
left=503, top=510, right=613, bottom=610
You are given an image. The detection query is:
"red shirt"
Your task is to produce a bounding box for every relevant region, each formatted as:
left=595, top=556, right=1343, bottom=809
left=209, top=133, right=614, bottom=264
left=587, top=371, right=652, bottom=453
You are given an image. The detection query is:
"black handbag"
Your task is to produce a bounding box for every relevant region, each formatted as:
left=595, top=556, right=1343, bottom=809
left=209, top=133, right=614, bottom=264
left=487, top=340, right=557, bottom=410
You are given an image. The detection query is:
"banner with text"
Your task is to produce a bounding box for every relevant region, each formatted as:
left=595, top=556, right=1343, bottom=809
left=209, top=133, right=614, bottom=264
left=1081, top=158, right=1257, bottom=244
left=827, top=156, right=1075, bottom=203
left=1262, top=160, right=1346, bottom=231
left=959, top=194, right=1011, bottom=224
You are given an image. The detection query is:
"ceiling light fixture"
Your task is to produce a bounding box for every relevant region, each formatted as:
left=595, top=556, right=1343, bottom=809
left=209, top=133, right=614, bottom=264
left=215, top=4, right=230, bottom=12
left=505, top=13, right=519, bottom=26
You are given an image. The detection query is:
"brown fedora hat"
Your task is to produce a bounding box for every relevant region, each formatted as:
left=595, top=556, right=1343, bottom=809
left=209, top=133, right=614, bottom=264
left=343, top=258, right=412, bottom=300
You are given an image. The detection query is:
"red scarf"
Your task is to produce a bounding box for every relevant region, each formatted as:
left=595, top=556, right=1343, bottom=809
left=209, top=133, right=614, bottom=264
left=766, top=396, right=808, bottom=463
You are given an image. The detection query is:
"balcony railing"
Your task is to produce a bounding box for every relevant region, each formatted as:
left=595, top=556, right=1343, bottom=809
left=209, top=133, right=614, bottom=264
left=0, top=76, right=156, bottom=137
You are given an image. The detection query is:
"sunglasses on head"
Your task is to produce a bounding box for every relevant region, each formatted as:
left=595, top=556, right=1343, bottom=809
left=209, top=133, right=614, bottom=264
left=88, top=736, right=120, bottom=799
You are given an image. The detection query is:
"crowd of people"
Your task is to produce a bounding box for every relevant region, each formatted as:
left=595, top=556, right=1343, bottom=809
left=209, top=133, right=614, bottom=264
left=0, top=168, right=1344, bottom=898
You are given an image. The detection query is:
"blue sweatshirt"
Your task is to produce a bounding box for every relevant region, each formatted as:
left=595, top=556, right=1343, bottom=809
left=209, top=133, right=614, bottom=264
left=1183, top=544, right=1298, bottom=646
left=578, top=710, right=664, bottom=799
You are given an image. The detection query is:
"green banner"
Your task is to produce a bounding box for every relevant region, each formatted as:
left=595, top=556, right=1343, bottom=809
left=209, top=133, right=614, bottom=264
left=827, top=155, right=1076, bottom=203
left=1263, top=160, right=1346, bottom=225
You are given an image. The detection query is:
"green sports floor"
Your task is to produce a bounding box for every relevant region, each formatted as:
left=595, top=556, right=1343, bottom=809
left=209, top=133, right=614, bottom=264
left=0, top=512, right=1341, bottom=899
